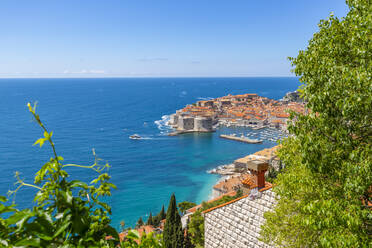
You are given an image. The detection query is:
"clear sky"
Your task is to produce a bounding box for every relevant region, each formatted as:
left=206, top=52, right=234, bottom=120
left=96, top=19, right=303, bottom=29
left=0, top=0, right=349, bottom=78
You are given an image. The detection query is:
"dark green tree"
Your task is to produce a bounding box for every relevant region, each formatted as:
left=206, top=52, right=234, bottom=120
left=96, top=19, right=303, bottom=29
left=183, top=220, right=195, bottom=248
left=146, top=212, right=153, bottom=226
left=183, top=231, right=194, bottom=248
left=152, top=205, right=166, bottom=227
left=152, top=215, right=160, bottom=227
left=136, top=217, right=144, bottom=229
left=159, top=205, right=166, bottom=219
left=261, top=0, right=372, bottom=247
left=163, top=194, right=184, bottom=248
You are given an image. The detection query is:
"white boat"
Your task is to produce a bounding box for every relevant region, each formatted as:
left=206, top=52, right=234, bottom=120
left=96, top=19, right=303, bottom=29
left=129, top=134, right=141, bottom=140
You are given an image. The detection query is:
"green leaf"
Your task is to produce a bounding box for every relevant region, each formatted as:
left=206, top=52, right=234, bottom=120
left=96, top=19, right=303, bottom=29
left=33, top=138, right=46, bottom=147
left=53, top=221, right=71, bottom=238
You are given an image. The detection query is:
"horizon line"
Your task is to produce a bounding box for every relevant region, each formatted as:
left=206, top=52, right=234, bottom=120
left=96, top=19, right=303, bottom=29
left=0, top=75, right=298, bottom=79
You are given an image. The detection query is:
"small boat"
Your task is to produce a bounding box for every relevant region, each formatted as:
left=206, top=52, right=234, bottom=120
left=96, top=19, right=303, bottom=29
left=129, top=134, right=141, bottom=140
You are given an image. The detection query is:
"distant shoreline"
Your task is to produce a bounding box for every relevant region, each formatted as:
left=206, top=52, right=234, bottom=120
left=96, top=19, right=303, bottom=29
left=0, top=76, right=299, bottom=80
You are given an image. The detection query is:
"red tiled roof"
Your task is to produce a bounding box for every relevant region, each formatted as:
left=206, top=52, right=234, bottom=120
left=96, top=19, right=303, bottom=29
left=203, top=182, right=273, bottom=214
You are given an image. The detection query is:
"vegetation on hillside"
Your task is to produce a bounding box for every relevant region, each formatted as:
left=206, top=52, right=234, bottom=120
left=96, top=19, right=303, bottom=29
left=178, top=201, right=197, bottom=215
left=261, top=0, right=372, bottom=247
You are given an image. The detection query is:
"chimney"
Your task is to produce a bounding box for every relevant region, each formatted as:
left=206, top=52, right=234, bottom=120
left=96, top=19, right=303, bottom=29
left=247, top=160, right=268, bottom=188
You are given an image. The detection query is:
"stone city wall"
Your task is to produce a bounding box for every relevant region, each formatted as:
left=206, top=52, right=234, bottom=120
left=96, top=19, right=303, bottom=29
left=204, top=189, right=276, bottom=248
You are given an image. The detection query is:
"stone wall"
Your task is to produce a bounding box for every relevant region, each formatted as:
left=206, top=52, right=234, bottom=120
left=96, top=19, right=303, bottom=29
left=169, top=114, right=178, bottom=126
left=194, top=117, right=213, bottom=131
left=204, top=189, right=276, bottom=248
left=177, top=116, right=195, bottom=130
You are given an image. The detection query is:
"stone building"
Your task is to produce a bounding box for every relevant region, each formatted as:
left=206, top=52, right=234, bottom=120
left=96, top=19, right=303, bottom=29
left=194, top=116, right=213, bottom=132
left=204, top=160, right=276, bottom=248
left=169, top=113, right=179, bottom=127
left=212, top=175, right=250, bottom=197
left=171, top=114, right=214, bottom=132
left=197, top=100, right=214, bottom=108
left=233, top=145, right=280, bottom=172
left=177, top=116, right=195, bottom=130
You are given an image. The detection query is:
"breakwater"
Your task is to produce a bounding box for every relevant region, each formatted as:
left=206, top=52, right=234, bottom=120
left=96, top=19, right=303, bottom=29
left=220, top=134, right=262, bottom=144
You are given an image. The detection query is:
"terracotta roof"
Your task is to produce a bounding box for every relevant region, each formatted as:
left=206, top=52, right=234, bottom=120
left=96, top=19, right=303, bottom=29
left=203, top=182, right=273, bottom=214
left=137, top=225, right=155, bottom=237
left=213, top=175, right=250, bottom=192
left=105, top=232, right=128, bottom=242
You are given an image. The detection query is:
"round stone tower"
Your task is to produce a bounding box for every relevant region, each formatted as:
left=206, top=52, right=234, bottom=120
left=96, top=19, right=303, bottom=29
left=194, top=116, right=213, bottom=132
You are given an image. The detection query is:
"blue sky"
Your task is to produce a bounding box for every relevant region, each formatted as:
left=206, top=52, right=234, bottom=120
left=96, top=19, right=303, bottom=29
left=0, top=0, right=349, bottom=78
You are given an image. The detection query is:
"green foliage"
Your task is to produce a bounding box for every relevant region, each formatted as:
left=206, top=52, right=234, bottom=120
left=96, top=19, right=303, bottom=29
left=265, top=162, right=283, bottom=183
left=163, top=194, right=184, bottom=248
left=183, top=227, right=195, bottom=248
left=152, top=205, right=166, bottom=228
left=0, top=103, right=119, bottom=247
left=200, top=195, right=236, bottom=211
left=187, top=210, right=204, bottom=247
left=178, top=201, right=197, bottom=215
left=261, top=1, right=372, bottom=247
left=152, top=215, right=161, bottom=228
left=159, top=205, right=166, bottom=220
left=235, top=188, right=243, bottom=198
left=121, top=230, right=164, bottom=248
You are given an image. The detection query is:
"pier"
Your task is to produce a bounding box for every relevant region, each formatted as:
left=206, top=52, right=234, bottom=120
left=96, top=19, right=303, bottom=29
left=220, top=134, right=262, bottom=144
left=168, top=130, right=215, bottom=136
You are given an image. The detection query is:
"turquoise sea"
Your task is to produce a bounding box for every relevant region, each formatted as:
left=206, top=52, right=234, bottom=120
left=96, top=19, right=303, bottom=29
left=0, top=77, right=300, bottom=229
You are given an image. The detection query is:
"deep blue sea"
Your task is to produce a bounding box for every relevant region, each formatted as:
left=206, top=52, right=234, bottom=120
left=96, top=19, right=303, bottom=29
left=0, top=77, right=300, bottom=229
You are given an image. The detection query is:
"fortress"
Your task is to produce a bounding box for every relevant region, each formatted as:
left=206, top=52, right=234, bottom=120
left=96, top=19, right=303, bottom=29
left=169, top=112, right=214, bottom=132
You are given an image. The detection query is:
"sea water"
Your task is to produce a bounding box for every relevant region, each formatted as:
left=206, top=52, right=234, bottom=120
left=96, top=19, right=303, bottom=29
left=0, top=77, right=300, bottom=228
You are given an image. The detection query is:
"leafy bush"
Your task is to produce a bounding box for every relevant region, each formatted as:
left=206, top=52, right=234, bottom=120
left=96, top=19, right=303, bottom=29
left=120, top=230, right=164, bottom=248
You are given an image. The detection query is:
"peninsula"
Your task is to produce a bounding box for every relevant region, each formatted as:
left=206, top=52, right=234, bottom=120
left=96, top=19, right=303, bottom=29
left=168, top=91, right=305, bottom=135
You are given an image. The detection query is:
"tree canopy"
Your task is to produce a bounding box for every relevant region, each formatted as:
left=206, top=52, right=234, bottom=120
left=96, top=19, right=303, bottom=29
left=163, top=194, right=184, bottom=248
left=261, top=0, right=371, bottom=247
left=146, top=212, right=154, bottom=226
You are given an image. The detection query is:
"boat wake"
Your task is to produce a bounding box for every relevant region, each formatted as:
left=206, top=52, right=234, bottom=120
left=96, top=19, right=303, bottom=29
left=129, top=135, right=171, bottom=141
left=138, top=137, right=154, bottom=140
